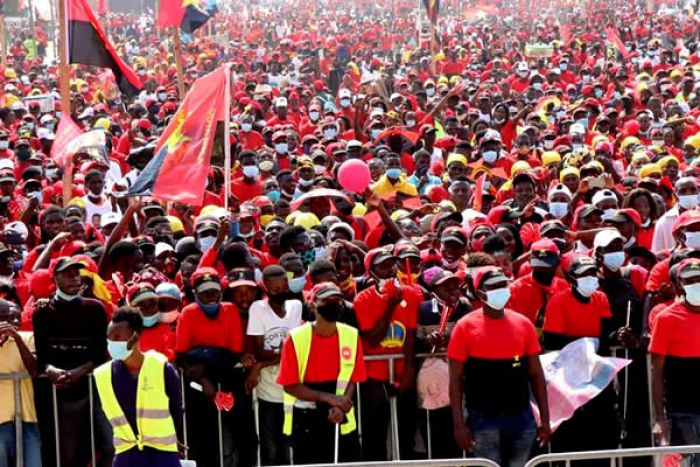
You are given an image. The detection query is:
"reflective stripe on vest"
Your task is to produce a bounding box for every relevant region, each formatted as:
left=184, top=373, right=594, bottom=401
left=282, top=322, right=358, bottom=436
left=94, top=351, right=178, bottom=454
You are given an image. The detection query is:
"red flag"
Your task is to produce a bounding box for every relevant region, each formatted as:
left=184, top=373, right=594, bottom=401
left=157, top=0, right=186, bottom=28
left=472, top=174, right=485, bottom=212
left=146, top=66, right=229, bottom=205
left=158, top=0, right=211, bottom=33
left=51, top=113, right=83, bottom=168
left=606, top=27, right=631, bottom=60
left=559, top=24, right=571, bottom=44
left=97, top=0, right=107, bottom=15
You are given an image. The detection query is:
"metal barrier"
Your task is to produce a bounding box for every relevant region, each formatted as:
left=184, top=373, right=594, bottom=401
left=524, top=445, right=700, bottom=467
left=0, top=372, right=30, bottom=467
left=51, top=374, right=98, bottom=467
left=275, top=459, right=501, bottom=467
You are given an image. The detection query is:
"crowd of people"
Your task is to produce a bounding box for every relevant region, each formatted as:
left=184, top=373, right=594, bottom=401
left=1, top=0, right=700, bottom=466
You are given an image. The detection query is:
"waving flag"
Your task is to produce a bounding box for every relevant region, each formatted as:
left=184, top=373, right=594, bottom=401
left=422, top=0, right=440, bottom=23
left=606, top=27, right=631, bottom=60
left=128, top=66, right=229, bottom=206
left=51, top=113, right=83, bottom=167
left=158, top=0, right=212, bottom=34
left=66, top=0, right=141, bottom=96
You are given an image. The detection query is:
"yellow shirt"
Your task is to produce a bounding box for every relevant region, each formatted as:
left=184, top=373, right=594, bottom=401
left=370, top=175, right=418, bottom=198
left=0, top=332, right=37, bottom=423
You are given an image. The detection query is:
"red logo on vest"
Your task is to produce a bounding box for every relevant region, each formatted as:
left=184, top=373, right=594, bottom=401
left=341, top=345, right=352, bottom=361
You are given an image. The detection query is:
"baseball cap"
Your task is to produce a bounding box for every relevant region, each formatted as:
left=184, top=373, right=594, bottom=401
left=591, top=189, right=616, bottom=207
left=394, top=244, right=420, bottom=259
left=309, top=282, right=343, bottom=302
left=364, top=247, right=397, bottom=272
left=227, top=268, right=258, bottom=288
left=673, top=209, right=700, bottom=233
left=678, top=258, right=700, bottom=280
left=127, top=282, right=158, bottom=305
left=275, top=97, right=288, bottom=108
left=568, top=256, right=597, bottom=276
left=50, top=257, right=86, bottom=275
left=154, top=242, right=174, bottom=258
left=540, top=220, right=567, bottom=236
left=605, top=209, right=641, bottom=228
left=529, top=239, right=560, bottom=268
left=196, top=221, right=219, bottom=235
left=427, top=268, right=459, bottom=287
left=440, top=227, right=467, bottom=246
left=593, top=229, right=625, bottom=250
left=191, top=267, right=222, bottom=293
left=473, top=266, right=506, bottom=290
left=101, top=212, right=122, bottom=228
left=155, top=282, right=182, bottom=301
left=578, top=204, right=603, bottom=219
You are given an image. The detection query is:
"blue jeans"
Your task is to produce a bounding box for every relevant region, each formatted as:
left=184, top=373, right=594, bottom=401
left=670, top=413, right=700, bottom=467
left=467, top=407, right=537, bottom=467
left=258, top=399, right=289, bottom=466
left=0, top=421, right=42, bottom=467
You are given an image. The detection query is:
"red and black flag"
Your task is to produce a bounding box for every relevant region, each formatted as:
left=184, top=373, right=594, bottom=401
left=157, top=0, right=213, bottom=34
left=66, top=0, right=141, bottom=97
left=422, top=0, right=440, bottom=23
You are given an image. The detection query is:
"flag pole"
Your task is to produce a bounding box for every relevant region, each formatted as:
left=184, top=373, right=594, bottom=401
left=223, top=63, right=232, bottom=213
left=0, top=15, right=6, bottom=67
left=429, top=21, right=436, bottom=75
left=58, top=0, right=73, bottom=207
left=171, top=27, right=187, bottom=99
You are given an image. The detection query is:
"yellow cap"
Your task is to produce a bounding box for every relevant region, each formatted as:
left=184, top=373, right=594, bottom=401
left=621, top=136, right=641, bottom=151
left=670, top=69, right=682, bottom=78
left=657, top=155, right=679, bottom=169
left=631, top=150, right=651, bottom=165
left=390, top=209, right=411, bottom=221
left=541, top=151, right=561, bottom=166
left=559, top=166, right=580, bottom=181
left=510, top=160, right=531, bottom=177
left=446, top=153, right=468, bottom=168
left=68, top=197, right=86, bottom=209
left=94, top=118, right=111, bottom=131
left=685, top=134, right=700, bottom=150
left=292, top=212, right=321, bottom=230
left=167, top=215, right=184, bottom=233
left=352, top=203, right=367, bottom=216
left=4, top=69, right=16, bottom=79
left=200, top=205, right=222, bottom=217
left=639, top=163, right=662, bottom=178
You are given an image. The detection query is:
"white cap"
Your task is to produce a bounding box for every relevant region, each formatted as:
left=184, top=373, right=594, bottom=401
left=275, top=97, right=288, bottom=108
left=482, top=129, right=502, bottom=143
left=347, top=139, right=362, bottom=149
left=37, top=128, right=55, bottom=140
left=548, top=183, right=572, bottom=201
left=328, top=222, right=355, bottom=241
left=10, top=102, right=25, bottom=111
left=155, top=242, right=175, bottom=258
left=4, top=84, right=15, bottom=92
left=78, top=107, right=94, bottom=119
left=370, top=109, right=384, bottom=120
left=4, top=221, right=28, bottom=241
left=517, top=62, right=529, bottom=72
left=40, top=114, right=55, bottom=123
left=101, top=211, right=122, bottom=228
left=591, top=189, right=616, bottom=208
left=593, top=229, right=624, bottom=250
left=390, top=92, right=402, bottom=101
left=569, top=123, right=586, bottom=135
left=339, top=88, right=351, bottom=99
left=0, top=159, right=14, bottom=171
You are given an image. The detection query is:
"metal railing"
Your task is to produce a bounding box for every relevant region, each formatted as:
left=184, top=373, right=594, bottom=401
left=524, top=445, right=700, bottom=467
left=277, top=459, right=501, bottom=467
left=0, top=372, right=30, bottom=467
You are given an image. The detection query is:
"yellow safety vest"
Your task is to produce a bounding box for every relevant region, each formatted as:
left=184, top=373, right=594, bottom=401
left=282, top=322, right=358, bottom=436
left=94, top=351, right=178, bottom=455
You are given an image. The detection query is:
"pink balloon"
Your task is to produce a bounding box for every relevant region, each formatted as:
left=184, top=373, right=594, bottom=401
left=337, top=159, right=371, bottom=193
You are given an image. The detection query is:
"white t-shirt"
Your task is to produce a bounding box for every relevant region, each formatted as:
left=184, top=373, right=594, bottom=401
left=82, top=195, right=114, bottom=228
left=246, top=299, right=303, bottom=403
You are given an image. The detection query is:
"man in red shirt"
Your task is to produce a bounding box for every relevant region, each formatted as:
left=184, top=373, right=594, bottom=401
left=448, top=266, right=550, bottom=466
left=127, top=282, right=175, bottom=361
left=231, top=151, right=264, bottom=202
left=353, top=247, right=420, bottom=461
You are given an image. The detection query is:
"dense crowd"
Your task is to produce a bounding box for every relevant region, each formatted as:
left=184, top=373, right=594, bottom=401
left=2, top=0, right=700, bottom=466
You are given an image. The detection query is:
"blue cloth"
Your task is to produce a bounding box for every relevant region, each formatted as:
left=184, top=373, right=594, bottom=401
left=110, top=360, right=182, bottom=467
left=0, top=421, right=42, bottom=467
left=407, top=174, right=443, bottom=195
left=467, top=407, right=537, bottom=467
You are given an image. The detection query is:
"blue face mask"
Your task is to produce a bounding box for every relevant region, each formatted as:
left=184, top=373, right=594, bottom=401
left=386, top=168, right=402, bottom=179
left=107, top=337, right=134, bottom=361
left=141, top=313, right=161, bottom=328
left=195, top=297, right=220, bottom=315
left=594, top=89, right=603, bottom=98
left=288, top=275, right=307, bottom=294
left=267, top=189, right=281, bottom=203
left=55, top=288, right=81, bottom=301
left=577, top=118, right=589, bottom=129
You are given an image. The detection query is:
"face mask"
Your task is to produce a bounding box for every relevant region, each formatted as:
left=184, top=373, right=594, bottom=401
left=195, top=297, right=220, bottom=315
left=323, top=128, right=337, bottom=139
left=679, top=194, right=699, bottom=210
left=582, top=75, right=591, bottom=83
left=45, top=168, right=59, bottom=179
left=576, top=276, right=599, bottom=297
left=685, top=231, right=700, bottom=249
left=46, top=123, right=55, bottom=131
left=560, top=63, right=568, bottom=71
left=548, top=202, right=568, bottom=218
left=107, top=338, right=133, bottom=361
left=386, top=168, right=402, bottom=179
left=160, top=310, right=179, bottom=324
left=141, top=313, right=161, bottom=328
left=298, top=248, right=316, bottom=267
left=406, top=120, right=416, bottom=127
left=601, top=208, right=616, bottom=221
left=288, top=275, right=307, bottom=293
left=275, top=143, right=288, bottom=154
left=55, top=288, right=81, bottom=301
left=0, top=141, right=9, bottom=150
left=266, top=189, right=281, bottom=203
left=543, top=139, right=555, bottom=150
left=314, top=246, right=327, bottom=261
left=314, top=164, right=326, bottom=175
left=241, top=123, right=252, bottom=132
left=316, top=303, right=342, bottom=322
left=16, top=148, right=31, bottom=161
left=683, top=283, right=700, bottom=306
left=298, top=177, right=314, bottom=187
left=652, top=139, right=665, bottom=147
left=157, top=92, right=167, bottom=101
left=518, top=71, right=529, bottom=78
left=309, top=111, right=320, bottom=121
left=370, top=129, right=382, bottom=140
left=426, top=87, right=435, bottom=97
left=30, top=190, right=43, bottom=204
left=482, top=150, right=498, bottom=164
left=532, top=82, right=542, bottom=91
left=603, top=251, right=625, bottom=271
left=198, top=236, right=216, bottom=251
left=243, top=165, right=260, bottom=178
left=484, top=287, right=510, bottom=310
left=577, top=118, right=589, bottom=129
left=594, top=89, right=603, bottom=98
left=259, top=160, right=274, bottom=172
left=571, top=143, right=582, bottom=151
left=340, top=98, right=351, bottom=108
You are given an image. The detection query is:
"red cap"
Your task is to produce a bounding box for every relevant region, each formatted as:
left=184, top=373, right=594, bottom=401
left=473, top=266, right=505, bottom=290
left=673, top=209, right=700, bottom=233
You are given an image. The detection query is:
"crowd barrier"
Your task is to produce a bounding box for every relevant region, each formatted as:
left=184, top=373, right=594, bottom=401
left=1, top=352, right=696, bottom=467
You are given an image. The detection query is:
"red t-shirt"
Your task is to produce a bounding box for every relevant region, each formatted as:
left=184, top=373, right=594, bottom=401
left=507, top=275, right=568, bottom=327
left=543, top=289, right=612, bottom=338
left=140, top=323, right=176, bottom=361
left=175, top=302, right=244, bottom=354
left=354, top=284, right=420, bottom=382
left=277, top=328, right=366, bottom=385
left=230, top=176, right=264, bottom=202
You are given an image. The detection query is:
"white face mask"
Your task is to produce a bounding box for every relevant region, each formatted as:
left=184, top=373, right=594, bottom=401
left=323, top=128, right=337, bottom=139
left=426, top=87, right=435, bottom=97
left=275, top=143, right=288, bottom=155
left=683, top=283, right=700, bottom=306
left=482, top=150, right=498, bottom=164
left=314, top=164, right=326, bottom=175
left=602, top=209, right=616, bottom=221
left=198, top=236, right=216, bottom=251
left=484, top=287, right=510, bottom=310
left=298, top=178, right=314, bottom=187
left=309, top=111, right=320, bottom=121
left=603, top=251, right=625, bottom=271
left=406, top=120, right=416, bottom=128
left=241, top=123, right=252, bottom=132
left=0, top=141, right=9, bottom=150
left=548, top=202, right=568, bottom=219
left=678, top=194, right=699, bottom=210
left=685, top=231, right=700, bottom=249
left=576, top=276, right=599, bottom=297
left=340, top=98, right=351, bottom=108
left=543, top=140, right=554, bottom=150
left=243, top=165, right=260, bottom=178
left=160, top=310, right=179, bottom=324
left=652, top=139, right=665, bottom=147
